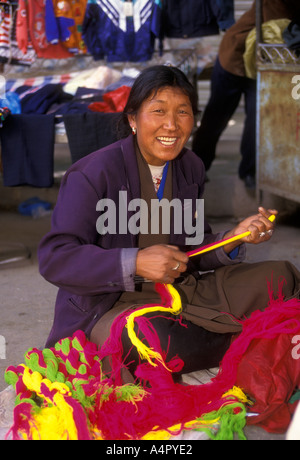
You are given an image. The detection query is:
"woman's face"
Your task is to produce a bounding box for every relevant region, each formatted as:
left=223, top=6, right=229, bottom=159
left=128, top=86, right=195, bottom=166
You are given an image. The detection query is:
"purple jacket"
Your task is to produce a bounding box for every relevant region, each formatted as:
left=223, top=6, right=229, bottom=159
left=38, top=135, right=244, bottom=347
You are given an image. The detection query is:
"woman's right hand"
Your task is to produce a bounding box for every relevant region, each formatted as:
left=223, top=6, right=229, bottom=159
left=136, top=244, right=189, bottom=284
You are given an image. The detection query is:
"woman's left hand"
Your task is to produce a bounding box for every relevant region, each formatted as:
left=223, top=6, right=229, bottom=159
left=223, top=207, right=277, bottom=252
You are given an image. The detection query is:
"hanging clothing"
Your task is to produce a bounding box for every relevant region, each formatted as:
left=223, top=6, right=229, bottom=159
left=16, top=0, right=72, bottom=59
left=0, top=106, right=10, bottom=127
left=0, top=113, right=55, bottom=187
left=82, top=0, right=163, bottom=62
left=45, top=0, right=88, bottom=55
left=63, top=112, right=120, bottom=163
left=0, top=0, right=35, bottom=65
left=215, top=0, right=235, bottom=31
left=161, top=0, right=235, bottom=39
left=18, top=83, right=73, bottom=114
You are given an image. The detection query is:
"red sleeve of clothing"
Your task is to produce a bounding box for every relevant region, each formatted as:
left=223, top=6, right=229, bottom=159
left=16, top=0, right=28, bottom=54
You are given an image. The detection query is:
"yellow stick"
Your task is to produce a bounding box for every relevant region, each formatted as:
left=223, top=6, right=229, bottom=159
left=187, top=214, right=276, bottom=258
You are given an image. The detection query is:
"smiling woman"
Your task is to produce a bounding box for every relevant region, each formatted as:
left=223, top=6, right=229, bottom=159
left=38, top=65, right=300, bottom=384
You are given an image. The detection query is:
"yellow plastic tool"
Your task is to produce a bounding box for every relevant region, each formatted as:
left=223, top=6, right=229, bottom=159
left=187, top=214, right=276, bottom=258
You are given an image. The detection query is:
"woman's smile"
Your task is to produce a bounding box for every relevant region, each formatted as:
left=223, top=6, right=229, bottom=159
left=156, top=136, right=178, bottom=147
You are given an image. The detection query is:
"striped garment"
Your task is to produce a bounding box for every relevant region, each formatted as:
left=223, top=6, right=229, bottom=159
left=5, top=73, right=74, bottom=94
left=82, top=0, right=163, bottom=62
left=0, top=0, right=35, bottom=66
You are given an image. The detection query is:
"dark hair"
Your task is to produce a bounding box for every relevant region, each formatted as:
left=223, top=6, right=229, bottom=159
left=117, top=65, right=198, bottom=138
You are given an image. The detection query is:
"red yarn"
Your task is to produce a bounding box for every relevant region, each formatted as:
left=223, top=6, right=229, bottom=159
left=214, top=279, right=300, bottom=432
left=98, top=279, right=300, bottom=435
left=7, top=279, right=300, bottom=439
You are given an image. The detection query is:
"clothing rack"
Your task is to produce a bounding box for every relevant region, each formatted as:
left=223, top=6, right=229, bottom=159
left=0, top=2, right=31, bottom=266
left=255, top=0, right=300, bottom=205
left=0, top=1, right=20, bottom=72
left=0, top=2, right=32, bottom=266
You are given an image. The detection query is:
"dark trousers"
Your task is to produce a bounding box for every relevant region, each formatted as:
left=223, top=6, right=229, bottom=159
left=121, top=314, right=232, bottom=379
left=192, top=58, right=257, bottom=179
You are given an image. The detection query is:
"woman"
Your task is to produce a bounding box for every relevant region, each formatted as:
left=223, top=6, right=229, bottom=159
left=38, top=65, right=300, bottom=380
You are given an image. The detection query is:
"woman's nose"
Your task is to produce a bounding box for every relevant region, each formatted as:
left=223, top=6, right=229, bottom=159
left=163, top=113, right=178, bottom=130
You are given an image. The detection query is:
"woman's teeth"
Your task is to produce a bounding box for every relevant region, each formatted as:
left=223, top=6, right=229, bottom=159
left=157, top=137, right=177, bottom=146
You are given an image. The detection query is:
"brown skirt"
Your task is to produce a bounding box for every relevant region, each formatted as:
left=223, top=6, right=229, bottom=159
left=90, top=260, right=300, bottom=349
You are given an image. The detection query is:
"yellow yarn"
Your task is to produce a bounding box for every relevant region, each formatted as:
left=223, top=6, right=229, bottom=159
left=142, top=428, right=172, bottom=440
left=125, top=284, right=182, bottom=367
left=22, top=366, right=71, bottom=401
left=222, top=386, right=251, bottom=405
left=141, top=417, right=221, bottom=440
left=142, top=388, right=250, bottom=440
left=28, top=393, right=79, bottom=440
left=20, top=365, right=78, bottom=440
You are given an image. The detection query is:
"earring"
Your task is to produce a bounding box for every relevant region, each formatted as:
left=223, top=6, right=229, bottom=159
left=132, top=126, right=137, bottom=135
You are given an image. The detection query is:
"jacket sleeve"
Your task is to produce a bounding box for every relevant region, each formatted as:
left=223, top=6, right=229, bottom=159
left=82, top=3, right=105, bottom=60
left=45, top=0, right=60, bottom=44
left=151, top=0, right=164, bottom=52
left=16, top=0, right=28, bottom=54
left=213, top=0, right=235, bottom=30
left=38, top=170, right=136, bottom=296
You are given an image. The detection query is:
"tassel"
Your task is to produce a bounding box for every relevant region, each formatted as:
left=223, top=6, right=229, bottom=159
left=125, top=283, right=182, bottom=368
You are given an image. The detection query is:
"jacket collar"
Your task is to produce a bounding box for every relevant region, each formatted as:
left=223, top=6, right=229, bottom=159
left=120, top=135, right=196, bottom=197
left=120, top=135, right=141, bottom=200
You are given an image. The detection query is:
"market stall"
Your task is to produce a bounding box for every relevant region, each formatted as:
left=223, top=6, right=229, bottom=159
left=256, top=0, right=300, bottom=204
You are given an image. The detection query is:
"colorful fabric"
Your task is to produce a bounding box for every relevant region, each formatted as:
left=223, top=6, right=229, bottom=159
left=88, top=85, right=131, bottom=113
left=148, top=163, right=165, bottom=193
left=4, top=281, right=300, bottom=440
left=4, top=327, right=248, bottom=441
left=5, top=73, right=75, bottom=94
left=45, top=0, right=88, bottom=55
left=0, top=0, right=35, bottom=65
left=0, top=106, right=10, bottom=127
left=16, top=0, right=72, bottom=59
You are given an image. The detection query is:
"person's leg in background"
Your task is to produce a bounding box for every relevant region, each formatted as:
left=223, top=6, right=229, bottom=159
left=238, top=76, right=257, bottom=188
left=192, top=57, right=243, bottom=172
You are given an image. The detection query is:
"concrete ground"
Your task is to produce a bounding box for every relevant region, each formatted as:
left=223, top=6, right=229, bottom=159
left=0, top=114, right=299, bottom=440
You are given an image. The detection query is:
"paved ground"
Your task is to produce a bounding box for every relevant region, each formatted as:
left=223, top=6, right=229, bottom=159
left=0, top=116, right=299, bottom=440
